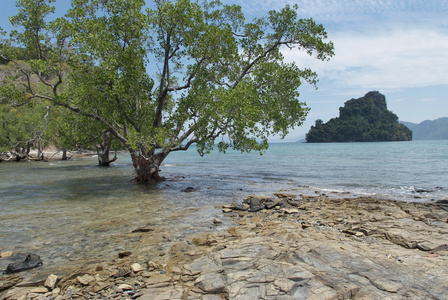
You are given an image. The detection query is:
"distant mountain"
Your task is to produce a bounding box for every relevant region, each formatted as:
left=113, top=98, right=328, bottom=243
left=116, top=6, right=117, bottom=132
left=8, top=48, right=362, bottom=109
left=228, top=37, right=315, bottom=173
left=401, top=118, right=448, bottom=140
left=306, top=91, right=412, bottom=143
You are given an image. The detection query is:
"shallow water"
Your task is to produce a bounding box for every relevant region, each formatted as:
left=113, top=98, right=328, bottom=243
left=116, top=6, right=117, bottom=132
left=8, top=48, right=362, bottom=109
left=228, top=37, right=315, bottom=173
left=0, top=140, right=447, bottom=279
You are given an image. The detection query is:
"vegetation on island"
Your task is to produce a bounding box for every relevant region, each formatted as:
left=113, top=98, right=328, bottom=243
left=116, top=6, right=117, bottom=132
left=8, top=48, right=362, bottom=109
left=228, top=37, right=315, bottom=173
left=306, top=91, right=412, bottom=143
left=0, top=0, right=334, bottom=182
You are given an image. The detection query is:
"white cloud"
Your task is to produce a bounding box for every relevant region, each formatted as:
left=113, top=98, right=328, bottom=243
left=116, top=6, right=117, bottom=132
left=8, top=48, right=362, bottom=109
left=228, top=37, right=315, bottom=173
left=284, top=27, right=448, bottom=90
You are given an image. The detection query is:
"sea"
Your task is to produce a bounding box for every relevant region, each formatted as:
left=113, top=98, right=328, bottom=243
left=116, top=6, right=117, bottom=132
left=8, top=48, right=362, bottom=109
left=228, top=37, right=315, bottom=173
left=1, top=140, right=447, bottom=279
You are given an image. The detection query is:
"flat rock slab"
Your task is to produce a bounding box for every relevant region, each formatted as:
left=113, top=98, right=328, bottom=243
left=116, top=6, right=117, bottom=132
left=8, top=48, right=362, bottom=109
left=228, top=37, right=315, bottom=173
left=138, top=196, right=448, bottom=299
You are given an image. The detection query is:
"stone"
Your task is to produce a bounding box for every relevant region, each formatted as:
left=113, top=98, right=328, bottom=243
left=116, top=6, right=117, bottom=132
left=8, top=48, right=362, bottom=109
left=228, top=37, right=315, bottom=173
left=195, top=273, right=225, bottom=294
left=131, top=263, right=144, bottom=273
left=213, top=218, right=222, bottom=225
left=248, top=197, right=264, bottom=212
left=44, top=274, right=58, bottom=290
left=30, top=287, right=48, bottom=293
left=117, top=283, right=133, bottom=290
left=147, top=261, right=162, bottom=271
left=281, top=208, right=300, bottom=214
left=77, top=274, right=96, bottom=286
left=5, top=254, right=43, bottom=274
left=118, top=251, right=132, bottom=258
left=0, top=251, right=13, bottom=258
left=51, top=287, right=61, bottom=296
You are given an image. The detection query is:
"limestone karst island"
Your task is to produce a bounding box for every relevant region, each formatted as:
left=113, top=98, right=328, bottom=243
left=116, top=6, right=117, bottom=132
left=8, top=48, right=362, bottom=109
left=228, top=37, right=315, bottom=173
left=306, top=91, right=412, bottom=142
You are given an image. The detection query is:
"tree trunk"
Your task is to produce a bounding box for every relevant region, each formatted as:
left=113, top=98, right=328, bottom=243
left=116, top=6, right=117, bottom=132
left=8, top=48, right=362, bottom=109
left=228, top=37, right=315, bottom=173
left=96, top=131, right=118, bottom=167
left=130, top=148, right=168, bottom=183
left=61, top=148, right=68, bottom=161
left=97, top=147, right=117, bottom=167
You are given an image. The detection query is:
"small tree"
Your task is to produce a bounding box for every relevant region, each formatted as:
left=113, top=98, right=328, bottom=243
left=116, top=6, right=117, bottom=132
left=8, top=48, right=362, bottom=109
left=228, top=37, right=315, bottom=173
left=2, top=0, right=334, bottom=182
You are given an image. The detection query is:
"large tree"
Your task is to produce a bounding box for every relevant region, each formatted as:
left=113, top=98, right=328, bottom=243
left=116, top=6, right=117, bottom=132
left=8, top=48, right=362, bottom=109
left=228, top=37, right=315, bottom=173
left=1, top=0, right=334, bottom=182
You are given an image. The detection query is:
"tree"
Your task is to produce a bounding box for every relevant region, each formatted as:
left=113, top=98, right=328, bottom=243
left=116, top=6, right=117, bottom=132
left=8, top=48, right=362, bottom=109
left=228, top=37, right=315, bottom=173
left=1, top=0, right=334, bottom=182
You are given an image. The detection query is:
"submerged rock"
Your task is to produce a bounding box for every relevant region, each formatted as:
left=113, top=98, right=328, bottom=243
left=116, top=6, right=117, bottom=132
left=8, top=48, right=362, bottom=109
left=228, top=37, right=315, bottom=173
left=5, top=254, right=43, bottom=274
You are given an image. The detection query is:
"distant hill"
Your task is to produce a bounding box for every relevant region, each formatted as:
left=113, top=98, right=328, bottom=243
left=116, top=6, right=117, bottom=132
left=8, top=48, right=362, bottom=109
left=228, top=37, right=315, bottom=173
left=401, top=118, right=448, bottom=140
left=306, top=91, right=412, bottom=143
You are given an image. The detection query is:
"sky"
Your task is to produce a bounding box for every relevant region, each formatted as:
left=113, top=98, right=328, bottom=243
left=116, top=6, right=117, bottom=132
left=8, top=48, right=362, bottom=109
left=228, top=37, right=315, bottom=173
left=1, top=0, right=448, bottom=141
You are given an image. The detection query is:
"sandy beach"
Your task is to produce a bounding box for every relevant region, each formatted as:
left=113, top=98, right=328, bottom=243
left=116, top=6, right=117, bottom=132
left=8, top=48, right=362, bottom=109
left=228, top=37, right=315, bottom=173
left=1, top=193, right=447, bottom=299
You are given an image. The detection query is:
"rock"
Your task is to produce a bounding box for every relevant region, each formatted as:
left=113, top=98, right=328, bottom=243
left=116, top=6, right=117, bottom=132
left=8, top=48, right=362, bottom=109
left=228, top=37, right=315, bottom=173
left=0, top=251, right=13, bottom=258
left=281, top=208, right=300, bottom=214
left=147, top=261, right=163, bottom=271
left=77, top=274, right=96, bottom=286
left=30, top=287, right=48, bottom=293
left=182, top=187, right=196, bottom=192
left=131, top=228, right=154, bottom=233
left=117, top=283, right=133, bottom=290
left=230, top=201, right=248, bottom=211
left=131, top=263, right=144, bottom=273
left=118, top=251, right=132, bottom=258
left=5, top=254, right=43, bottom=274
left=274, top=193, right=296, bottom=198
left=213, top=218, right=222, bottom=225
left=222, top=208, right=233, bottom=213
left=264, top=198, right=278, bottom=209
left=195, top=273, right=225, bottom=294
left=51, top=287, right=61, bottom=296
left=44, top=274, right=58, bottom=290
left=112, top=267, right=131, bottom=278
left=248, top=197, right=264, bottom=212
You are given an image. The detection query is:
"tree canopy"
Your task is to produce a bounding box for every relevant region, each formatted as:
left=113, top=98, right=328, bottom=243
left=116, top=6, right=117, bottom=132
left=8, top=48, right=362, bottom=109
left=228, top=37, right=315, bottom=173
left=306, top=91, right=412, bottom=143
left=1, top=0, right=334, bottom=182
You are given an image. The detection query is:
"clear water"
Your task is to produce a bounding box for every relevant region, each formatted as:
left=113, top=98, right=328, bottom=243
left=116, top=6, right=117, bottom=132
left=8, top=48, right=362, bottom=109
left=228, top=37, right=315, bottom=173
left=0, top=140, right=447, bottom=279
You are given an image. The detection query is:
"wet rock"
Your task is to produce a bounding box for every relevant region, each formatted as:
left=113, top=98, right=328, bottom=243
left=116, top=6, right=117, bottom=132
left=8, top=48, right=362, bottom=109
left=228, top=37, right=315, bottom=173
left=118, top=251, right=132, bottom=258
left=248, top=197, right=264, bottom=212
left=131, top=228, right=154, bottom=233
left=182, top=187, right=196, bottom=192
left=5, top=254, right=43, bottom=274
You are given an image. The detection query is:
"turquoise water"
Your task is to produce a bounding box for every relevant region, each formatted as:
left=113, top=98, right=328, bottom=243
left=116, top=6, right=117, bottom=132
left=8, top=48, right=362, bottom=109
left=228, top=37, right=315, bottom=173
left=0, top=140, right=447, bottom=278
left=163, top=139, right=448, bottom=200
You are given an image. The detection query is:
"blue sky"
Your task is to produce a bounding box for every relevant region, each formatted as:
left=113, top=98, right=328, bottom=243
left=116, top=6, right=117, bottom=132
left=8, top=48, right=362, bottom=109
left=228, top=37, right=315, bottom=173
left=228, top=0, right=448, bottom=140
left=2, top=0, right=447, bottom=141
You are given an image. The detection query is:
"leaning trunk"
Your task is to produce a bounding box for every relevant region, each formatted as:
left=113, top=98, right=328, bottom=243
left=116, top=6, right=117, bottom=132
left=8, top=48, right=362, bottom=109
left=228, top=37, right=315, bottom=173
left=130, top=148, right=168, bottom=183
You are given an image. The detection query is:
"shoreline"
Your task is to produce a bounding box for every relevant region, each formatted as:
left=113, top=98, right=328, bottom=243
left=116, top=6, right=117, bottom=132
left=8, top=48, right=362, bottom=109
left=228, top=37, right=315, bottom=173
left=2, top=194, right=447, bottom=299
left=0, top=147, right=97, bottom=162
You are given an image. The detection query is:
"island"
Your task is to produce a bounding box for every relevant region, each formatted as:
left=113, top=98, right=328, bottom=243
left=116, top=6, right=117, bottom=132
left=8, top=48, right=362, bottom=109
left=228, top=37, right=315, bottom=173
left=306, top=91, right=412, bottom=142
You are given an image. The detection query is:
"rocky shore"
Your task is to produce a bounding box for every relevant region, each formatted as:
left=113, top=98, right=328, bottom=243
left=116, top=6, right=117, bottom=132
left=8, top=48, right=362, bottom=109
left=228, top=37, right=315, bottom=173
left=1, top=193, right=448, bottom=299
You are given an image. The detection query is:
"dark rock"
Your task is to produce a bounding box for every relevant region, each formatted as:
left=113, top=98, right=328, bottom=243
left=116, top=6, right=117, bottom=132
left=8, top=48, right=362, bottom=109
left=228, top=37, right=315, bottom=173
left=415, top=188, right=433, bottom=193
left=131, top=228, right=154, bottom=233
left=118, top=251, right=132, bottom=258
left=249, top=198, right=263, bottom=212
left=182, top=187, right=196, bottom=192
left=264, top=199, right=278, bottom=209
left=5, top=254, right=43, bottom=274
